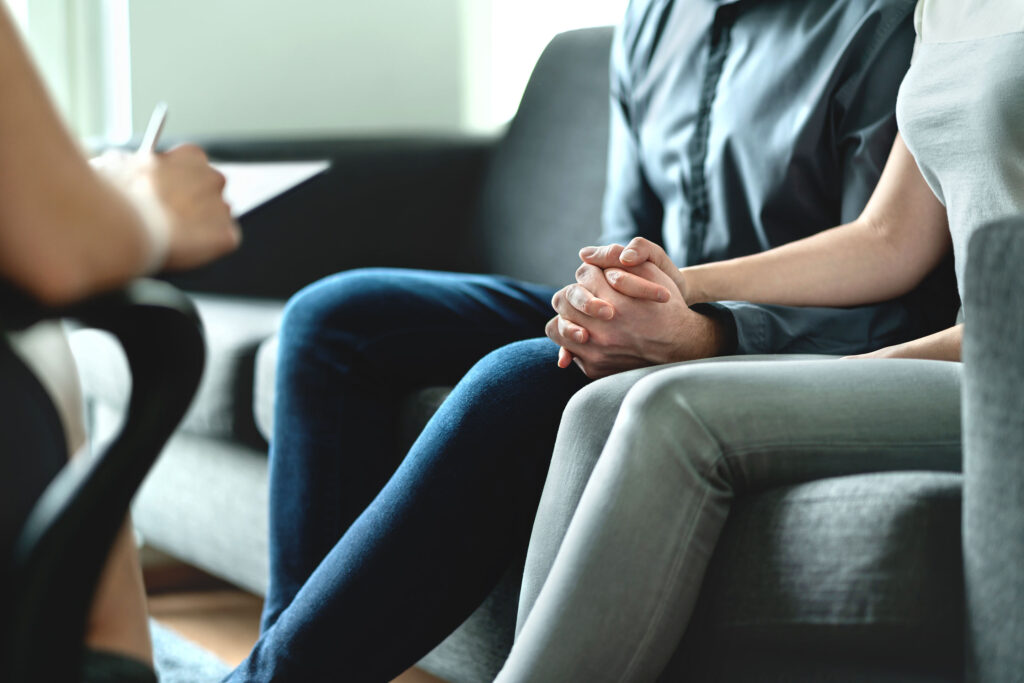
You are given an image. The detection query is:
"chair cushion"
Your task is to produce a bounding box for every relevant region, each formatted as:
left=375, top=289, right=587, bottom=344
left=72, top=294, right=284, bottom=446
left=665, top=471, right=964, bottom=680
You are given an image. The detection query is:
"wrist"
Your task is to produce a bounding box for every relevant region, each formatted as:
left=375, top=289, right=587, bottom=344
left=124, top=176, right=171, bottom=274
left=680, top=266, right=710, bottom=304
left=665, top=304, right=737, bottom=362
left=91, top=152, right=170, bottom=274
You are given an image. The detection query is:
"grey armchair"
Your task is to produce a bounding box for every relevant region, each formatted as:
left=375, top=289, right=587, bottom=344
left=962, top=216, right=1024, bottom=682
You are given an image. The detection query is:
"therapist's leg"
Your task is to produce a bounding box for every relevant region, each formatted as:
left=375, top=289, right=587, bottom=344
left=6, top=324, right=152, bottom=667
left=500, top=358, right=962, bottom=683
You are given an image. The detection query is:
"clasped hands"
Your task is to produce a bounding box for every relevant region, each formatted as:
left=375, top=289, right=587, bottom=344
left=545, top=238, right=721, bottom=379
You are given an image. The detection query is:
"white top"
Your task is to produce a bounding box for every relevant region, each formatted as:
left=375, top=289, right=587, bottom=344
left=914, top=0, right=1024, bottom=44
left=898, top=0, right=1024, bottom=301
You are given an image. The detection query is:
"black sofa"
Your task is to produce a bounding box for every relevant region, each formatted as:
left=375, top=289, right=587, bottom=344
left=69, top=27, right=979, bottom=681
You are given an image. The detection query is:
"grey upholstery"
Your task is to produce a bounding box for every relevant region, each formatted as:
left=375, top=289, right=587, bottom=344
left=668, top=472, right=963, bottom=681
left=962, top=218, right=1024, bottom=682
left=74, top=294, right=283, bottom=446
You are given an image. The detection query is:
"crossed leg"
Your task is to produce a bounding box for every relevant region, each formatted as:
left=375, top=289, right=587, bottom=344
left=503, top=356, right=962, bottom=682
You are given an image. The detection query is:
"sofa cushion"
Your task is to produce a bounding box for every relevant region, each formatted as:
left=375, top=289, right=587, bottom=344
left=665, top=471, right=964, bottom=680
left=72, top=294, right=284, bottom=446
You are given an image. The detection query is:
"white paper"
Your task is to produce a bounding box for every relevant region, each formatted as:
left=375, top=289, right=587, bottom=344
left=212, top=161, right=330, bottom=217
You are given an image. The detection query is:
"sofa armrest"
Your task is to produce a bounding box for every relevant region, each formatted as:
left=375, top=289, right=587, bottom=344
left=160, top=135, right=497, bottom=300
left=962, top=216, right=1024, bottom=681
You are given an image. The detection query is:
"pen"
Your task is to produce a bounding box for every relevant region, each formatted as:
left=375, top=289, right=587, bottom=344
left=138, top=102, right=168, bottom=156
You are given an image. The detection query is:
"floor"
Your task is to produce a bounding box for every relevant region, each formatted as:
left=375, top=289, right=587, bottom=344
left=145, top=558, right=447, bottom=683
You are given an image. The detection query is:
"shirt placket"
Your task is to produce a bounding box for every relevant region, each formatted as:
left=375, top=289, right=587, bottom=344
left=684, top=4, right=737, bottom=265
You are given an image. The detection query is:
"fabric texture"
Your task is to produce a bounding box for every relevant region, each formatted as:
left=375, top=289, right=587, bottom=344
left=897, top=3, right=1024, bottom=299
left=80, top=649, right=158, bottom=683
left=71, top=295, right=283, bottom=446
left=962, top=218, right=1024, bottom=682
left=150, top=620, right=230, bottom=683
left=231, top=269, right=590, bottom=682
left=473, top=28, right=613, bottom=289
left=502, top=356, right=962, bottom=682
left=915, top=0, right=1024, bottom=43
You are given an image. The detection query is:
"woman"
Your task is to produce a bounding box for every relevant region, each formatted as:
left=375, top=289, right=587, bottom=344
left=499, top=0, right=1021, bottom=679
left=0, top=5, right=239, bottom=679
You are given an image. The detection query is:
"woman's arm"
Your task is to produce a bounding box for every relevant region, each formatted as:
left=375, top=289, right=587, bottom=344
left=580, top=135, right=951, bottom=310
left=846, top=323, right=962, bottom=361
left=681, top=135, right=950, bottom=307
left=0, top=6, right=238, bottom=304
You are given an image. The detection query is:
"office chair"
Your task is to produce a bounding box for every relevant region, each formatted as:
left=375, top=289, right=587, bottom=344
left=0, top=278, right=205, bottom=682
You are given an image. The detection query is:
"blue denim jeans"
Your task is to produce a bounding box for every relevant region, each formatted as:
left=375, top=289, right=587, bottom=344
left=229, top=268, right=589, bottom=682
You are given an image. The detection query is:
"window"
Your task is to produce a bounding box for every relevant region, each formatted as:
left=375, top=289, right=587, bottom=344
left=5, top=0, right=132, bottom=144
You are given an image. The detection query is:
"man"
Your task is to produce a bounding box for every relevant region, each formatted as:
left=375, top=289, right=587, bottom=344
left=234, top=0, right=947, bottom=680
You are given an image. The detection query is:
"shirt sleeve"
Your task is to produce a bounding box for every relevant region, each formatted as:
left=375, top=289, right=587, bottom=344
left=706, top=300, right=925, bottom=356
left=598, top=24, right=663, bottom=247
left=832, top=4, right=916, bottom=224
left=704, top=5, right=938, bottom=357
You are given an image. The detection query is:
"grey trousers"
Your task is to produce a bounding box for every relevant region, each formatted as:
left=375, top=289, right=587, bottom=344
left=495, top=355, right=963, bottom=683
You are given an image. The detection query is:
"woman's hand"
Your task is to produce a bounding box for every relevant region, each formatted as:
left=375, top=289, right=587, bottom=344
left=844, top=324, right=963, bottom=362
left=93, top=146, right=240, bottom=272
left=578, top=238, right=690, bottom=302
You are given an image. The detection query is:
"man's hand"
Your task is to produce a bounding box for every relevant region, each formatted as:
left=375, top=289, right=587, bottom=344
left=546, top=256, right=727, bottom=379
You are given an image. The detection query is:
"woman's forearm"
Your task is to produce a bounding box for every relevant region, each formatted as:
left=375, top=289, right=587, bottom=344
left=0, top=7, right=151, bottom=303
left=848, top=324, right=963, bottom=362
left=683, top=219, right=910, bottom=306
left=683, top=136, right=952, bottom=309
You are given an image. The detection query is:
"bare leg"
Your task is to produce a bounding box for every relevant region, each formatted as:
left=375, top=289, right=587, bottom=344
left=85, top=520, right=153, bottom=664
left=11, top=323, right=153, bottom=666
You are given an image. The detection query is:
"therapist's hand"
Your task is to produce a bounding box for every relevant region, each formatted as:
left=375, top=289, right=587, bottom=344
left=145, top=145, right=240, bottom=270
left=93, top=145, right=240, bottom=272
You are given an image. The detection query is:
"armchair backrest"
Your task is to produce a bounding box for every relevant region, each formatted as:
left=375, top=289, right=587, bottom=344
left=473, top=27, right=614, bottom=288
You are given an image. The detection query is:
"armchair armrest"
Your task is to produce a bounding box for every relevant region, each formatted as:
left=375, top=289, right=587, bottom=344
left=962, top=216, right=1024, bottom=681
left=160, top=135, right=497, bottom=299
left=1, top=279, right=205, bottom=683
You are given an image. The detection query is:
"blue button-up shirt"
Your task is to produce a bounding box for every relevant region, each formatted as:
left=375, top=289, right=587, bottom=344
left=602, top=0, right=954, bottom=353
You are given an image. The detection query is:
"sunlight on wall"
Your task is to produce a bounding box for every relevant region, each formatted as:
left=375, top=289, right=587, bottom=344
left=6, top=0, right=627, bottom=140
left=6, top=0, right=29, bottom=31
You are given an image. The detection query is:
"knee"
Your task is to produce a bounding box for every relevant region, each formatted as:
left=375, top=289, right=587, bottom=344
left=561, top=375, right=626, bottom=432
left=613, top=367, right=733, bottom=482
left=280, top=268, right=396, bottom=345
left=619, top=365, right=724, bottom=423
left=466, top=338, right=563, bottom=389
